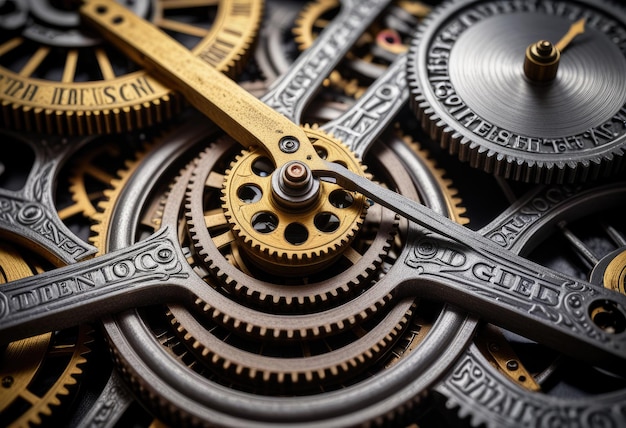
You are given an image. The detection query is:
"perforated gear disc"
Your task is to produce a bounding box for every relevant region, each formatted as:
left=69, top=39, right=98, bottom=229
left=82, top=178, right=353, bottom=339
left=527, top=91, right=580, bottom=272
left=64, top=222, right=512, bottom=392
left=221, top=126, right=369, bottom=275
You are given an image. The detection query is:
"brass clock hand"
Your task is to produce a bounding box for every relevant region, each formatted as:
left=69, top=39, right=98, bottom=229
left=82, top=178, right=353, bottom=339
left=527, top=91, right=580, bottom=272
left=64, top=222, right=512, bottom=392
left=524, top=18, right=586, bottom=82
left=555, top=17, right=586, bottom=52
left=80, top=0, right=323, bottom=173
left=76, top=0, right=626, bottom=373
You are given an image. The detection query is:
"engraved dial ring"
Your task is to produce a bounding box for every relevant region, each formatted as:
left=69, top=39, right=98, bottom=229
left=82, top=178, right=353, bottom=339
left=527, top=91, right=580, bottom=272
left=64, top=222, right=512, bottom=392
left=0, top=0, right=263, bottom=135
left=407, top=0, right=626, bottom=183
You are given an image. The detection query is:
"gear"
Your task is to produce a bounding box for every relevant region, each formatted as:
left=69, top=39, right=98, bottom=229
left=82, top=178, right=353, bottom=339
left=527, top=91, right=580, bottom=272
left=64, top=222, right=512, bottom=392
left=83, top=111, right=474, bottom=426
left=436, top=181, right=626, bottom=428
left=293, top=0, right=430, bottom=98
left=221, top=125, right=368, bottom=276
left=0, top=242, right=92, bottom=427
left=0, top=0, right=263, bottom=135
left=407, top=0, right=626, bottom=183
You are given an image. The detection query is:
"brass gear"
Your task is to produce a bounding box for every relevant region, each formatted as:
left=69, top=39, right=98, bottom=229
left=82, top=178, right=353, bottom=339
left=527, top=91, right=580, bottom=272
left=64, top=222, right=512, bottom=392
left=0, top=242, right=92, bottom=427
left=174, top=128, right=469, bottom=392
left=221, top=125, right=369, bottom=276
left=83, top=117, right=474, bottom=424
left=602, top=249, right=626, bottom=295
left=90, top=142, right=156, bottom=255
left=165, top=299, right=417, bottom=392
left=0, top=0, right=263, bottom=135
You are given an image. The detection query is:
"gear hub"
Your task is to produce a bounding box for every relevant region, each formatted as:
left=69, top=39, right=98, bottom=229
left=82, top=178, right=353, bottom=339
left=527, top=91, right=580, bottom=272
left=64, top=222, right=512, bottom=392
left=221, top=127, right=368, bottom=276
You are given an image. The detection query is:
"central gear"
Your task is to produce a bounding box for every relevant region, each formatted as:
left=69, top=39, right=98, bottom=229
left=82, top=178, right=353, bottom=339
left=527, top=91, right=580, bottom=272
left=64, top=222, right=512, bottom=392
left=221, top=126, right=369, bottom=275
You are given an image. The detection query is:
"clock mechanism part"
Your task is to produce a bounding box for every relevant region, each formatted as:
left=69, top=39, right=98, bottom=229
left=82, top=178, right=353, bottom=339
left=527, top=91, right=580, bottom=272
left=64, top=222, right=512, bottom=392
left=1, top=0, right=626, bottom=427
left=407, top=0, right=626, bottom=183
left=0, top=242, right=93, bottom=428
left=436, top=181, right=626, bottom=427
left=0, top=0, right=263, bottom=135
left=293, top=0, right=432, bottom=98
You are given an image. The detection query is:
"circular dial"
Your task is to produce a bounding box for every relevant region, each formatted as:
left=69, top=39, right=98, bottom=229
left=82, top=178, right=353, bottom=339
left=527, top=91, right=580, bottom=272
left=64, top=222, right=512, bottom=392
left=407, top=0, right=626, bottom=183
left=0, top=0, right=262, bottom=135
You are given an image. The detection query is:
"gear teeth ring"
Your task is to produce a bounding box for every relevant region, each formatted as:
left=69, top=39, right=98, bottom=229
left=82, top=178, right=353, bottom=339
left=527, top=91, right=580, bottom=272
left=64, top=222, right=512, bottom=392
left=221, top=126, right=369, bottom=276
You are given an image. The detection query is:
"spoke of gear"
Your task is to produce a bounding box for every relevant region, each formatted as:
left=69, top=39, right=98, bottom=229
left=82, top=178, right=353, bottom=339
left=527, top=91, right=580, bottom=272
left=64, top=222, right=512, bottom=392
left=0, top=0, right=263, bottom=135
left=293, top=0, right=430, bottom=98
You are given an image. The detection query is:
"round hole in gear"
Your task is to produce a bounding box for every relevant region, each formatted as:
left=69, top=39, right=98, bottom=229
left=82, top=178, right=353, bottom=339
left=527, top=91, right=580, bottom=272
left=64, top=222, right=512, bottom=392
left=316, top=146, right=328, bottom=160
left=251, top=212, right=278, bottom=234
left=314, top=212, right=340, bottom=233
left=589, top=299, right=626, bottom=334
left=285, top=223, right=309, bottom=246
left=329, top=189, right=354, bottom=209
left=237, top=184, right=262, bottom=204
left=251, top=157, right=275, bottom=177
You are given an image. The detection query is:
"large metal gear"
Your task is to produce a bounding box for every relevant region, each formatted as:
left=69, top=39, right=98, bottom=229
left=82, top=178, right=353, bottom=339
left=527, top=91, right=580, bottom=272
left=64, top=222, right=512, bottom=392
left=407, top=0, right=626, bottom=183
left=0, top=0, right=263, bottom=135
left=221, top=126, right=369, bottom=275
left=3, top=0, right=626, bottom=426
left=79, top=83, right=475, bottom=422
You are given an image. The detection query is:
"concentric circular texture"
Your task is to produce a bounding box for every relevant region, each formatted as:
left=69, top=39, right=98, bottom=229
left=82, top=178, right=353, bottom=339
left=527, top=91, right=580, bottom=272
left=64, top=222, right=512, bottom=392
left=408, top=0, right=626, bottom=183
left=88, top=118, right=477, bottom=427
left=450, top=13, right=626, bottom=138
left=221, top=127, right=368, bottom=275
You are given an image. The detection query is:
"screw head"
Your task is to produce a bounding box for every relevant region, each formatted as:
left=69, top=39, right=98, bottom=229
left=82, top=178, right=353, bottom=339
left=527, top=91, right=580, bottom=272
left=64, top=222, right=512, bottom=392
left=279, top=136, right=300, bottom=154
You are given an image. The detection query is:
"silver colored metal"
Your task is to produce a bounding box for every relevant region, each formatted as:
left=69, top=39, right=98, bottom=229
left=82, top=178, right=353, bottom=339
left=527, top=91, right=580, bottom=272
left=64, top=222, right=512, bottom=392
left=98, top=117, right=476, bottom=426
left=272, top=160, right=320, bottom=209
left=407, top=0, right=626, bottom=183
left=254, top=0, right=305, bottom=84
left=0, top=131, right=97, bottom=264
left=74, top=371, right=135, bottom=428
left=10, top=0, right=151, bottom=47
left=261, top=0, right=393, bottom=123
left=2, top=139, right=626, bottom=374
left=435, top=181, right=626, bottom=428
left=322, top=54, right=409, bottom=158
left=1, top=0, right=625, bottom=378
left=317, top=161, right=626, bottom=373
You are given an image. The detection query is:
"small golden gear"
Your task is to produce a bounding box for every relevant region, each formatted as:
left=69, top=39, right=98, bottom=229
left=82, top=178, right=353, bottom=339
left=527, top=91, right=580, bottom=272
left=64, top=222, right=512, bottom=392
left=0, top=0, right=263, bottom=135
left=221, top=125, right=369, bottom=275
left=0, top=243, right=92, bottom=427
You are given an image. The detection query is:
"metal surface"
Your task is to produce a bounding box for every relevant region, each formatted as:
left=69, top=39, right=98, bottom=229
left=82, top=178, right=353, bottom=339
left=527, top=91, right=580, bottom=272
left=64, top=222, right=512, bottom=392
left=1, top=0, right=626, bottom=426
left=407, top=0, right=626, bottom=183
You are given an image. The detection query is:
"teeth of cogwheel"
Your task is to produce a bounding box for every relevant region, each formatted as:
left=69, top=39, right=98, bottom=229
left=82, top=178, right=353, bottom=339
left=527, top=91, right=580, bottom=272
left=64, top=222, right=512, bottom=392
left=221, top=127, right=369, bottom=276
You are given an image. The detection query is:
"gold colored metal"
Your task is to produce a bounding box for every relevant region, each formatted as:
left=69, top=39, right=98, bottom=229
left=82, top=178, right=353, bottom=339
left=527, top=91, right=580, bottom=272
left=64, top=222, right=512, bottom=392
left=80, top=0, right=325, bottom=172
left=524, top=40, right=560, bottom=82
left=523, top=18, right=586, bottom=82
left=222, top=126, right=367, bottom=275
left=555, top=18, right=586, bottom=52
left=476, top=324, right=541, bottom=391
left=603, top=250, right=626, bottom=295
left=0, top=244, right=91, bottom=427
left=0, top=0, right=262, bottom=135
